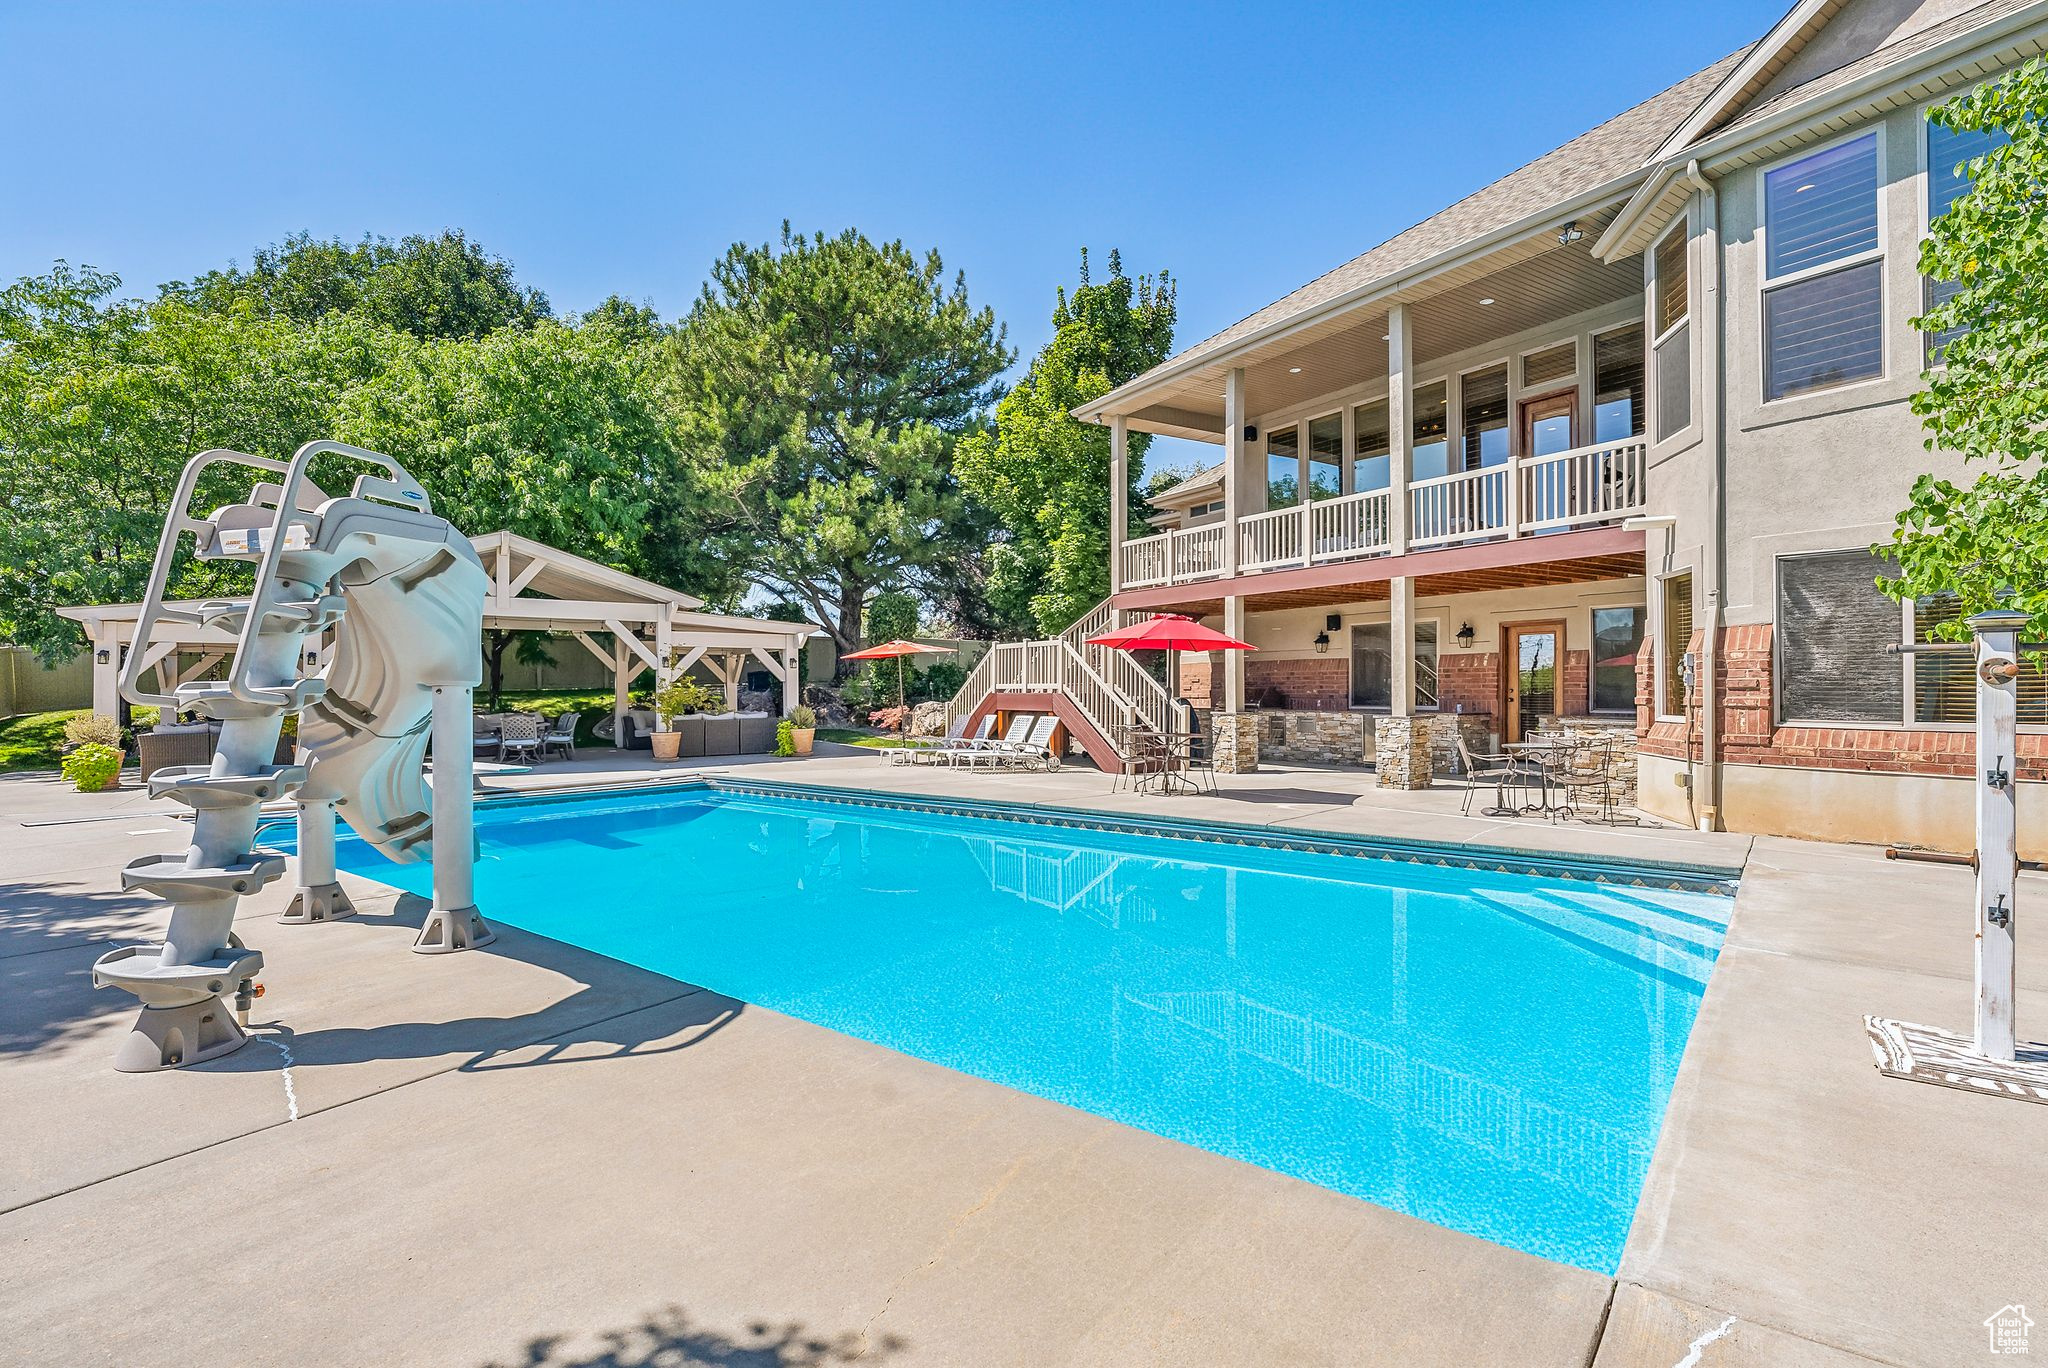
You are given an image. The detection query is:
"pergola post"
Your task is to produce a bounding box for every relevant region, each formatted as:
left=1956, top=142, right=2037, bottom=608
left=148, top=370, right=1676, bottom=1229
left=611, top=637, right=630, bottom=739
left=782, top=645, right=801, bottom=715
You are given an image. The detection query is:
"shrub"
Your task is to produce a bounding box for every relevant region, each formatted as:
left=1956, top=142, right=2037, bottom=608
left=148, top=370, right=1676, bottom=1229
left=774, top=720, right=796, bottom=757
left=916, top=659, right=968, bottom=702
left=788, top=704, right=817, bottom=730
left=62, top=713, right=123, bottom=751
left=60, top=742, right=123, bottom=792
left=869, top=704, right=911, bottom=733
left=652, top=676, right=719, bottom=722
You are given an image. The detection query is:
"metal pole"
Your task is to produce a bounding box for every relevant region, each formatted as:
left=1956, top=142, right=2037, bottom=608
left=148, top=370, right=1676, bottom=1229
left=1971, top=609, right=2026, bottom=1061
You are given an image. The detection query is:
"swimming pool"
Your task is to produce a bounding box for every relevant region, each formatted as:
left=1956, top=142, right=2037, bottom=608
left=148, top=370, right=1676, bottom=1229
left=314, top=780, right=1732, bottom=1272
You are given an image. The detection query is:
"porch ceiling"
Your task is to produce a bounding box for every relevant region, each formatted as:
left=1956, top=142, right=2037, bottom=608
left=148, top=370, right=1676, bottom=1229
left=1111, top=211, right=1639, bottom=439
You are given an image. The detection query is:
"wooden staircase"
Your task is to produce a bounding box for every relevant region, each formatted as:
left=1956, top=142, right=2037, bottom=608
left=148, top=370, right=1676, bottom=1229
left=944, top=601, right=1183, bottom=774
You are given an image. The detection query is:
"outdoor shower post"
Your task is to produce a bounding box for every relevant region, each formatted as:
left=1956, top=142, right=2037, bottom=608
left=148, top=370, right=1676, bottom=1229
left=1972, top=610, right=2026, bottom=1061
left=415, top=683, right=494, bottom=954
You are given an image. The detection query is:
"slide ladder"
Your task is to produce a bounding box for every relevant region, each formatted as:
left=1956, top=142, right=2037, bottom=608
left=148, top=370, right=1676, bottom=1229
left=92, top=441, right=489, bottom=1072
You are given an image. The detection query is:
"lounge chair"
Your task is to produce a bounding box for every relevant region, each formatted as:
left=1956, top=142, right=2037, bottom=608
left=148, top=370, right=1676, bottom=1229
left=950, top=714, right=1035, bottom=769
left=983, top=715, right=1061, bottom=772
left=903, top=715, right=990, bottom=764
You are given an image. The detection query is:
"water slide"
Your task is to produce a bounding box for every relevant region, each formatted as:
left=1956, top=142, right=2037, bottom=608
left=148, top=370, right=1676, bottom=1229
left=94, top=441, right=489, bottom=1072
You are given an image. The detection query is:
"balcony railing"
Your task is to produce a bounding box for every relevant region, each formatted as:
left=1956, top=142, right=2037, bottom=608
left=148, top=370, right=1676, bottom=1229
left=1118, top=438, right=1647, bottom=591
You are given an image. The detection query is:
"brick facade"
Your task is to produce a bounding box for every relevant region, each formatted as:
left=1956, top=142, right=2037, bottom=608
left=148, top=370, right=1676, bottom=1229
left=1246, top=657, right=1349, bottom=711
left=1437, top=651, right=1498, bottom=716
left=1634, top=623, right=2048, bottom=780
left=1177, top=655, right=1212, bottom=709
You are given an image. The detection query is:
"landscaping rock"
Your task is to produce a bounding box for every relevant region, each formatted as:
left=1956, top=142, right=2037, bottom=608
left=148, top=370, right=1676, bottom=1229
left=738, top=688, right=776, bottom=714
left=801, top=685, right=851, bottom=727
left=910, top=701, right=948, bottom=737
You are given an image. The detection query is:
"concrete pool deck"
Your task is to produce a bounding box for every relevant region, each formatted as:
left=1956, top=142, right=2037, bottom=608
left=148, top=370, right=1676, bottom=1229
left=1, top=749, right=2041, bottom=1366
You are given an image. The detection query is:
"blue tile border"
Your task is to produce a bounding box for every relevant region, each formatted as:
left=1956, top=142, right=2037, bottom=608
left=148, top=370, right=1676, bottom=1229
left=475, top=775, right=1741, bottom=897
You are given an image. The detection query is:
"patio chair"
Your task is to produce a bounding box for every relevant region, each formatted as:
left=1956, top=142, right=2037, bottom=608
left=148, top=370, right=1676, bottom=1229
left=1552, top=735, right=1625, bottom=825
left=498, top=712, right=543, bottom=764
left=540, top=710, right=581, bottom=762
left=902, top=714, right=986, bottom=765
left=951, top=714, right=1036, bottom=769
left=1454, top=729, right=1524, bottom=818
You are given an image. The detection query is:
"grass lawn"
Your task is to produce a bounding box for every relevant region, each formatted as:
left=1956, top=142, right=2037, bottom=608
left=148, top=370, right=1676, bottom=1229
left=0, top=710, right=86, bottom=774
left=817, top=727, right=907, bottom=749
left=488, top=690, right=617, bottom=746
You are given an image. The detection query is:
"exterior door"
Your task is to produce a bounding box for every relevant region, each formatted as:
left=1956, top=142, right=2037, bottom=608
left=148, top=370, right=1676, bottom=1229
left=1505, top=626, right=1562, bottom=742
left=1520, top=390, right=1576, bottom=456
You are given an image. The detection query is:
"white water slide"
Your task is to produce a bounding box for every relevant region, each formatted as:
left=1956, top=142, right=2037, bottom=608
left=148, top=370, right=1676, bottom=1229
left=95, top=441, right=489, bottom=1072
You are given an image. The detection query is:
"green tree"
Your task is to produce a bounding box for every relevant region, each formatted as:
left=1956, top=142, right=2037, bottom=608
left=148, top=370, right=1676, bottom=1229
left=0, top=265, right=390, bottom=661
left=955, top=249, right=1175, bottom=636
left=164, top=229, right=551, bottom=339
left=863, top=590, right=921, bottom=644
left=335, top=318, right=739, bottom=601
left=1885, top=59, right=2048, bottom=632
left=666, top=224, right=1012, bottom=655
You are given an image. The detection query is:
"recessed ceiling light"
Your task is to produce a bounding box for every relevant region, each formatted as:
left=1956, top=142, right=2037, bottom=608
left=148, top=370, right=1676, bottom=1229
left=1289, top=366, right=1302, bottom=374
left=1478, top=297, right=1496, bottom=306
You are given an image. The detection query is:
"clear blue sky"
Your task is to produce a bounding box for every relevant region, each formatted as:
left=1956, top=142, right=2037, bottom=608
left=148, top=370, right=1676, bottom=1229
left=1, top=1, right=1786, bottom=473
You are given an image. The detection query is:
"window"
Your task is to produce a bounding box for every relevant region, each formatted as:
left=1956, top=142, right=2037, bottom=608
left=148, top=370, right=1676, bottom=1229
left=1652, top=229, right=1691, bottom=439
left=1925, top=116, right=2010, bottom=362
left=1266, top=426, right=1299, bottom=507
left=1188, top=500, right=1224, bottom=518
left=1306, top=413, right=1343, bottom=500
left=1349, top=621, right=1439, bottom=710
left=1661, top=573, right=1694, bottom=716
left=1592, top=606, right=1645, bottom=713
left=1411, top=381, right=1450, bottom=481
left=1593, top=325, right=1646, bottom=441
left=1522, top=341, right=1576, bottom=389
left=1774, top=549, right=1902, bottom=723
left=1762, top=132, right=1883, bottom=400
left=1460, top=365, right=1509, bottom=469
left=1352, top=399, right=1390, bottom=491
left=1912, top=596, right=2048, bottom=724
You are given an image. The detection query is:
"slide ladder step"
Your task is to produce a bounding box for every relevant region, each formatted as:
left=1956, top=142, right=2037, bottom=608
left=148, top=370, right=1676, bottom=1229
left=148, top=764, right=308, bottom=809
left=91, top=943, right=265, bottom=1008
left=176, top=679, right=328, bottom=720
left=121, top=851, right=288, bottom=901
left=159, top=594, right=346, bottom=635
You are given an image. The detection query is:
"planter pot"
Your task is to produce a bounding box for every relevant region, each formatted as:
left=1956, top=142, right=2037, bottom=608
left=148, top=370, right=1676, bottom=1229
left=650, top=731, right=682, bottom=761
left=793, top=728, right=815, bottom=757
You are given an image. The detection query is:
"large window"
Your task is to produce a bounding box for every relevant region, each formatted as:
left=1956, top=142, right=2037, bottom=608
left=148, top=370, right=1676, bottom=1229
left=1774, top=549, right=1903, bottom=724
left=1660, top=572, right=1694, bottom=717
left=1349, top=621, right=1439, bottom=711
left=1925, top=116, right=2009, bottom=362
left=1352, top=399, right=1391, bottom=491
left=1911, top=596, right=2048, bottom=724
left=1652, top=229, right=1691, bottom=439
left=1593, top=324, right=1646, bottom=441
left=1592, top=606, right=1646, bottom=713
left=1306, top=413, right=1344, bottom=500
left=1411, top=381, right=1450, bottom=481
left=1460, top=365, right=1509, bottom=469
left=1762, top=132, right=1883, bottom=401
left=1522, top=341, right=1576, bottom=389
left=1266, top=425, right=1299, bottom=507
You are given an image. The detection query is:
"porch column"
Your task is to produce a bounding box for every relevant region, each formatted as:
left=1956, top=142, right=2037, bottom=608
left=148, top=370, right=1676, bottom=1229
left=1108, top=414, right=1129, bottom=594
left=1222, top=596, right=1247, bottom=713
left=1223, top=368, right=1247, bottom=577
left=1376, top=574, right=1431, bottom=790
left=611, top=637, right=630, bottom=740
left=1386, top=305, right=1412, bottom=555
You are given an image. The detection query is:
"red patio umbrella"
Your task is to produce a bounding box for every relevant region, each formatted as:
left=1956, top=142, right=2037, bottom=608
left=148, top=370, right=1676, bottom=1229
left=1086, top=613, right=1256, bottom=653
left=840, top=639, right=957, bottom=714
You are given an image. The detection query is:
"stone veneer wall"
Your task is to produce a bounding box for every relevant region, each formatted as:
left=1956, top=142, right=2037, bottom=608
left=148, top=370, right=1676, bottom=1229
left=1537, top=713, right=1638, bottom=807
left=1210, top=712, right=1259, bottom=774
left=1257, top=710, right=1367, bottom=765
left=1373, top=717, right=1433, bottom=788
left=1427, top=714, right=1495, bottom=777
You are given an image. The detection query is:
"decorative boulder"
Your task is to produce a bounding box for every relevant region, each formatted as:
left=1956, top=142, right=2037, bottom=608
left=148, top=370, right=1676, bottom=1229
left=738, top=688, right=776, bottom=714
left=801, top=685, right=852, bottom=727
left=910, top=701, right=948, bottom=737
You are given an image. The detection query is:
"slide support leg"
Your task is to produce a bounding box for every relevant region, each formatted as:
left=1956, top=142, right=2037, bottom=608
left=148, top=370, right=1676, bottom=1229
left=415, top=684, right=494, bottom=954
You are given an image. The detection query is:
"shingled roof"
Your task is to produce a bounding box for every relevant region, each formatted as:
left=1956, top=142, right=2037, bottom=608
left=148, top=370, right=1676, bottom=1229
left=1102, top=45, right=1751, bottom=405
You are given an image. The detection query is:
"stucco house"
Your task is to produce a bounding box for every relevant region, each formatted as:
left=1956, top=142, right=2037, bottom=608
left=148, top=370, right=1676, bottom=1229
left=960, top=0, right=2047, bottom=852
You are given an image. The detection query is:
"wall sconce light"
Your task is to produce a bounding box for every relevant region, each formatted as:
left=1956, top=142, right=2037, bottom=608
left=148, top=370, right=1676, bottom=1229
left=95, top=649, right=110, bottom=665
left=1312, top=631, right=1331, bottom=654
left=1244, top=424, right=1259, bottom=442
left=1456, top=623, right=1476, bottom=648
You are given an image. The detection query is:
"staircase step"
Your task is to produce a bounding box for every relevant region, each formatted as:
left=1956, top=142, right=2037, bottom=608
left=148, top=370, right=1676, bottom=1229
left=121, top=851, right=288, bottom=901
left=148, top=764, right=308, bottom=809
left=92, top=943, right=265, bottom=1008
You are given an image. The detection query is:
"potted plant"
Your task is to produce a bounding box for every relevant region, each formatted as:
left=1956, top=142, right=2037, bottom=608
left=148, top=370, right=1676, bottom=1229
left=61, top=742, right=123, bottom=793
left=788, top=704, right=817, bottom=756
left=649, top=676, right=718, bottom=761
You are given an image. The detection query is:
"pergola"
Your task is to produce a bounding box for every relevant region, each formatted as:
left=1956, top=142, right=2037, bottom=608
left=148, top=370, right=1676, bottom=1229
left=59, top=530, right=820, bottom=733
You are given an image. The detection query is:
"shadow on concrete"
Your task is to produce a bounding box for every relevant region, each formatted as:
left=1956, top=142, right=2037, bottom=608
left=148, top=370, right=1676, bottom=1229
left=482, top=1305, right=906, bottom=1368
left=0, top=879, right=164, bottom=1055
left=202, top=893, right=743, bottom=1076
left=0, top=876, right=157, bottom=964
left=1187, top=787, right=1367, bottom=807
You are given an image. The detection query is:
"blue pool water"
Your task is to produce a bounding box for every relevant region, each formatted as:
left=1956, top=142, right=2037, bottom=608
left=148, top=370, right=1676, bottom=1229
left=314, top=783, right=1730, bottom=1272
